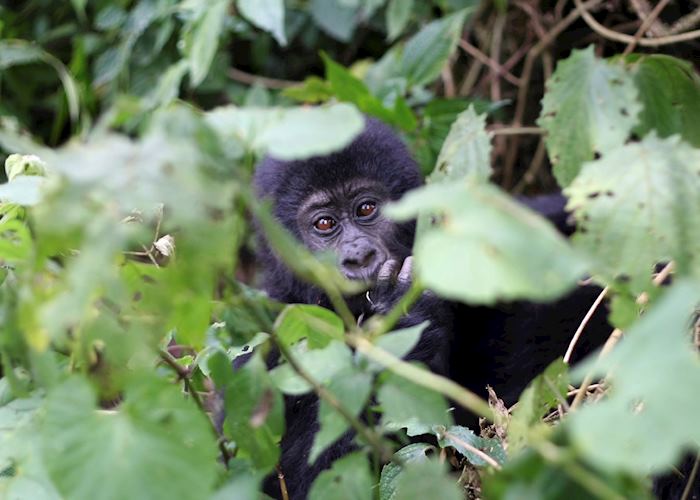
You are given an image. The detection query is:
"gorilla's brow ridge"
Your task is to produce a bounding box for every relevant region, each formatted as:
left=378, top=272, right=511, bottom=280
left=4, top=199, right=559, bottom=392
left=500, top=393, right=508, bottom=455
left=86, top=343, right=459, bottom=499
left=298, top=179, right=383, bottom=213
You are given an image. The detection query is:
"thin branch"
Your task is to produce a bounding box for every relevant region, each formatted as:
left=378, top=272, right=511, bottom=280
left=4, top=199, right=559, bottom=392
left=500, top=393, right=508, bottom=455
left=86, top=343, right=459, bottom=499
left=440, top=429, right=501, bottom=469
left=159, top=349, right=233, bottom=465
left=564, top=286, right=609, bottom=364
left=458, top=40, right=521, bottom=86
left=570, top=262, right=674, bottom=410
left=276, top=465, right=290, bottom=500
left=669, top=7, right=700, bottom=35
left=347, top=334, right=493, bottom=419
left=228, top=67, right=299, bottom=89
left=274, top=334, right=395, bottom=463
left=490, top=126, right=544, bottom=136
left=574, top=0, right=700, bottom=46
left=681, top=453, right=700, bottom=500
left=623, top=0, right=672, bottom=55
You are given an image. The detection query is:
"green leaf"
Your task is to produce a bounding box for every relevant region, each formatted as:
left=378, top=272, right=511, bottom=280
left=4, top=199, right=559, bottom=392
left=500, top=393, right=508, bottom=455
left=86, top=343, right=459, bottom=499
left=393, top=460, right=462, bottom=500
left=237, top=0, right=287, bottom=46
left=205, top=103, right=365, bottom=160
left=508, top=359, right=568, bottom=453
left=387, top=182, right=588, bottom=303
left=436, top=425, right=506, bottom=466
left=321, top=55, right=417, bottom=131
left=569, top=280, right=700, bottom=474
left=362, top=322, right=426, bottom=372
left=0, top=218, right=31, bottom=261
left=0, top=176, right=44, bottom=206
left=5, top=153, right=47, bottom=181
left=210, top=352, right=284, bottom=472
left=400, top=9, right=472, bottom=87
left=537, top=46, right=641, bottom=187
left=565, top=134, right=700, bottom=292
left=270, top=340, right=354, bottom=395
left=41, top=376, right=219, bottom=500
left=628, top=54, right=700, bottom=147
left=310, top=0, right=359, bottom=42
left=386, top=0, right=413, bottom=41
left=309, top=452, right=373, bottom=500
left=183, top=0, right=229, bottom=87
left=379, top=443, right=434, bottom=500
left=378, top=368, right=453, bottom=434
left=275, top=304, right=344, bottom=349
left=429, top=105, right=492, bottom=183
left=309, top=367, right=372, bottom=462
left=282, top=76, right=334, bottom=103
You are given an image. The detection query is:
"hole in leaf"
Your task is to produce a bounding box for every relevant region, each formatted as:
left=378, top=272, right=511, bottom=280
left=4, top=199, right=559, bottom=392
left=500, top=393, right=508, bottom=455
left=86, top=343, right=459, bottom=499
left=587, top=192, right=600, bottom=199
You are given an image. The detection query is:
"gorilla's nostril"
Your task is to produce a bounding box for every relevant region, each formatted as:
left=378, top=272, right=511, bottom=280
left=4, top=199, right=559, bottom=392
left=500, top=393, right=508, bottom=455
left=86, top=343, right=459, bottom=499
left=361, top=249, right=376, bottom=267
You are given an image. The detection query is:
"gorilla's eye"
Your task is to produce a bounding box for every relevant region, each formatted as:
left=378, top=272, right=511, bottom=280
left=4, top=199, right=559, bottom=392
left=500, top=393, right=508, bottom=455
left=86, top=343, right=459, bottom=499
left=356, top=201, right=376, bottom=218
left=313, top=217, right=336, bottom=232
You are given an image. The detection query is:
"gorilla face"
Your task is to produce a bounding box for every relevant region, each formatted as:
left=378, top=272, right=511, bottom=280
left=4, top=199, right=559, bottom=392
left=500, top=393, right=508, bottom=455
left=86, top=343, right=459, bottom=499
left=295, top=179, right=395, bottom=282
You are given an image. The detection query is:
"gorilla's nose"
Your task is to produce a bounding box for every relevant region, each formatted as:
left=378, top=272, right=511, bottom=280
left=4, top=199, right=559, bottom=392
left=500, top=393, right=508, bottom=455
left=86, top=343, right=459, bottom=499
left=341, top=246, right=378, bottom=278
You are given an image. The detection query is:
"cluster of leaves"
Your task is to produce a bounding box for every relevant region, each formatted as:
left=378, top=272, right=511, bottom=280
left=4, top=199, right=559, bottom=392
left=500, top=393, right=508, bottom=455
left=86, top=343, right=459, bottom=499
left=1, top=1, right=700, bottom=499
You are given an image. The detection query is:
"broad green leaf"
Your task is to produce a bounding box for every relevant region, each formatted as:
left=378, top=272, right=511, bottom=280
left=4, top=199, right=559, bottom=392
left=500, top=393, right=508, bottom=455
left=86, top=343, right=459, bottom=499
left=309, top=452, right=373, bottom=500
left=0, top=40, right=80, bottom=123
left=436, top=425, right=506, bottom=466
left=275, top=304, right=344, bottom=349
left=282, top=76, right=334, bottom=103
left=387, top=182, right=588, bottom=303
left=386, top=0, right=413, bottom=41
left=393, top=460, right=462, bottom=500
left=429, top=105, right=492, bottom=183
left=0, top=395, right=60, bottom=500
left=628, top=54, right=700, bottom=147
left=144, top=60, right=189, bottom=108
left=0, top=218, right=31, bottom=261
left=183, top=0, right=228, bottom=87
left=569, top=280, right=700, bottom=474
left=205, top=103, right=364, bottom=160
left=0, top=176, right=45, bottom=206
left=237, top=0, right=287, bottom=46
left=309, top=367, right=372, bottom=462
left=379, top=443, right=434, bottom=500
left=400, top=9, right=472, bottom=87
left=537, top=46, right=641, bottom=187
left=209, top=352, right=284, bottom=472
left=509, top=359, right=568, bottom=453
left=378, top=368, right=453, bottom=433
left=321, top=55, right=417, bottom=131
left=565, top=134, right=700, bottom=292
left=361, top=322, right=426, bottom=372
left=41, top=376, right=218, bottom=500
left=310, top=0, right=358, bottom=42
left=270, top=340, right=354, bottom=395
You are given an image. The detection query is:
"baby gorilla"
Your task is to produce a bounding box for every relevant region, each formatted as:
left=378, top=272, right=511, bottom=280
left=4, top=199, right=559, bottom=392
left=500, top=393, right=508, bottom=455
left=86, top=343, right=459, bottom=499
left=254, top=118, right=454, bottom=498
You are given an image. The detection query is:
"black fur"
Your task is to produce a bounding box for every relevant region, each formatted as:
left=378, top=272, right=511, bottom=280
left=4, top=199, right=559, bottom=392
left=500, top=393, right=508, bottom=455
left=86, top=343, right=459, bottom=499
left=251, top=118, right=698, bottom=499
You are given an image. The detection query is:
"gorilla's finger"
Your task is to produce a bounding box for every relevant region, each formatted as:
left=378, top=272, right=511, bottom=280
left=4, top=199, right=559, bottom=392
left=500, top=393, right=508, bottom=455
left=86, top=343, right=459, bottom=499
left=397, top=256, right=413, bottom=284
left=377, top=259, right=399, bottom=282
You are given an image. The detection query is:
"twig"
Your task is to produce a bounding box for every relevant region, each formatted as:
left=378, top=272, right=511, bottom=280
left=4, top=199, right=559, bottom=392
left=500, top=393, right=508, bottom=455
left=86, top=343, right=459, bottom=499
left=274, top=334, right=395, bottom=463
left=628, top=0, right=668, bottom=36
left=564, top=287, right=609, bottom=364
left=669, top=7, right=700, bottom=35
left=574, top=0, right=700, bottom=46
left=440, top=429, right=501, bottom=469
left=159, top=349, right=233, bottom=465
left=490, top=13, right=507, bottom=102
left=512, top=137, right=547, bottom=194
left=458, top=40, right=521, bottom=86
left=441, top=61, right=456, bottom=98
left=490, top=126, right=544, bottom=136
left=623, top=0, right=672, bottom=55
left=681, top=453, right=700, bottom=500
left=276, top=465, right=290, bottom=500
left=347, top=334, right=493, bottom=419
left=570, top=262, right=674, bottom=410
left=228, top=67, right=298, bottom=89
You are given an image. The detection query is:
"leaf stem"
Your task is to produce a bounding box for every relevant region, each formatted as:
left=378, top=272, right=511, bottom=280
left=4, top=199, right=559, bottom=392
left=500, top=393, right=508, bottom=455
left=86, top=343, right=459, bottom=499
left=347, top=334, right=493, bottom=419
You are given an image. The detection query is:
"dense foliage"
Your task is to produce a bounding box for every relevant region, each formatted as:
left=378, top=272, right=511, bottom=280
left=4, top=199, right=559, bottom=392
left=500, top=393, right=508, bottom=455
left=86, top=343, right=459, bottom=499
left=1, top=1, right=699, bottom=499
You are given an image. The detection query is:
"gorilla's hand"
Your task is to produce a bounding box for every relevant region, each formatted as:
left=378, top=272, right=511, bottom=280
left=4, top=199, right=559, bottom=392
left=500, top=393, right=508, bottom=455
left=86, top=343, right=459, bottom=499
left=370, top=256, right=414, bottom=315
